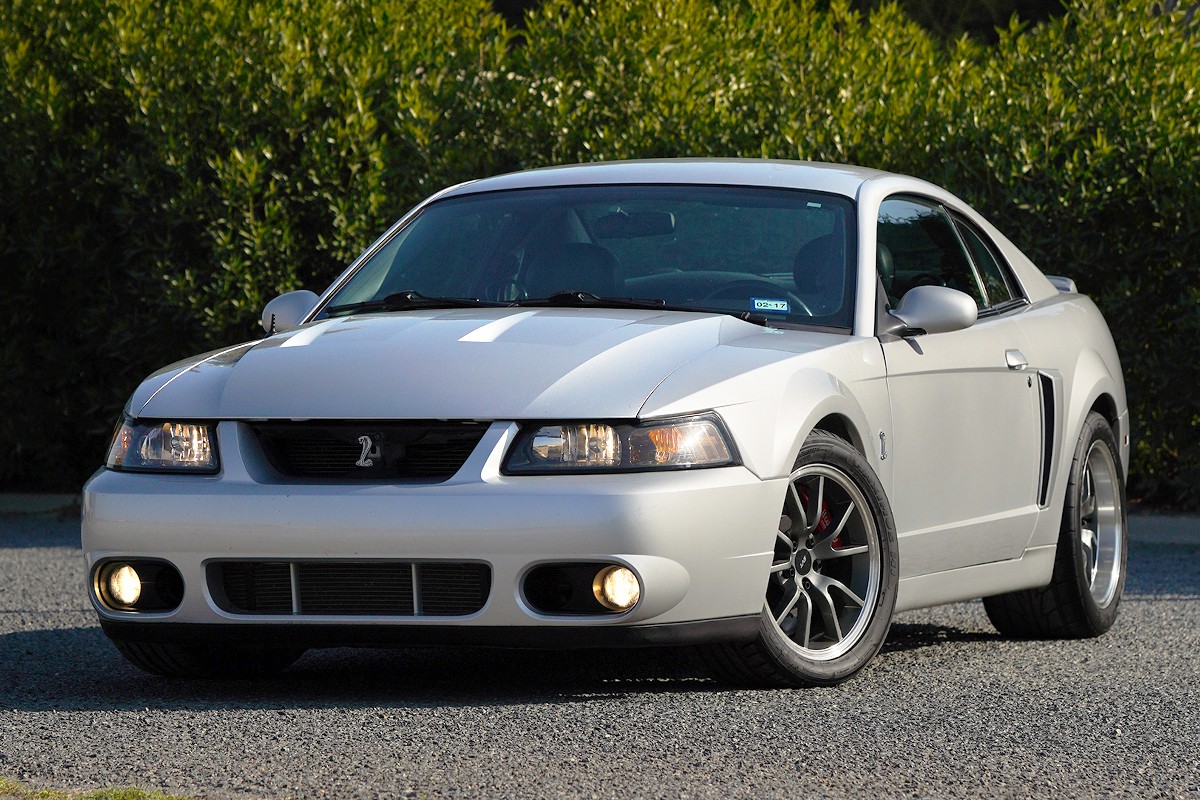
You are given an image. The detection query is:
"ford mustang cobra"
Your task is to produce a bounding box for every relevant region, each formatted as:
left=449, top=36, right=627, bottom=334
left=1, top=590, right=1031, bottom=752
left=83, top=160, right=1129, bottom=685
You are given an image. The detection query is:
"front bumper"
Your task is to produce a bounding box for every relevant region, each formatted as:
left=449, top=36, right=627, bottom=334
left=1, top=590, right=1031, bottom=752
left=83, top=421, right=783, bottom=647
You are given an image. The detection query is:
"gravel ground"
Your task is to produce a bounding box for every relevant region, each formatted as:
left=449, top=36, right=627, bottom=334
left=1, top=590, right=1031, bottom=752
left=0, top=513, right=1197, bottom=799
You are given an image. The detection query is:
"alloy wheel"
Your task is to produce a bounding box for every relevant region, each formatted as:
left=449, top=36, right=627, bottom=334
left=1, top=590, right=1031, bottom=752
left=768, top=464, right=881, bottom=661
left=1080, top=440, right=1123, bottom=608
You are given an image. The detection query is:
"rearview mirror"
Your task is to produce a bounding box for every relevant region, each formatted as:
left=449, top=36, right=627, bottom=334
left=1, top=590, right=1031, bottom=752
left=592, top=210, right=675, bottom=239
left=889, top=285, right=977, bottom=335
left=261, top=290, right=319, bottom=334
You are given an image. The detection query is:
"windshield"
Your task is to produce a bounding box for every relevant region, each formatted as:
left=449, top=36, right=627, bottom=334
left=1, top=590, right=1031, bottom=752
left=322, top=184, right=857, bottom=328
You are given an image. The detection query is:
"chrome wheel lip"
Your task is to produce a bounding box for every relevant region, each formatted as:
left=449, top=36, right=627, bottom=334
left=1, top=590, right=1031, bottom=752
left=768, top=463, right=881, bottom=662
left=1081, top=440, right=1123, bottom=609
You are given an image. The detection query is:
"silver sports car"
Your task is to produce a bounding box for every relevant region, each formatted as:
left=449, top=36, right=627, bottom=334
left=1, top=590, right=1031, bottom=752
left=84, top=160, right=1129, bottom=685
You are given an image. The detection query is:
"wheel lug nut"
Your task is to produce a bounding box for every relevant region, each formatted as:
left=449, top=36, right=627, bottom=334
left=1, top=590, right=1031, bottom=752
left=802, top=578, right=811, bottom=588
left=813, top=560, right=822, bottom=572
left=806, top=536, right=815, bottom=548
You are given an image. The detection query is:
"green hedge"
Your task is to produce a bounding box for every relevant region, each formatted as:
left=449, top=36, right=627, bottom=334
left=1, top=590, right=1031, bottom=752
left=0, top=0, right=512, bottom=488
left=2, top=0, right=1197, bottom=506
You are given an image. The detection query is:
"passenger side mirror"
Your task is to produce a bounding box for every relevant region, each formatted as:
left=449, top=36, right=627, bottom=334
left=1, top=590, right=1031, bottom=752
left=261, top=290, right=320, bottom=334
left=889, top=285, right=977, bottom=336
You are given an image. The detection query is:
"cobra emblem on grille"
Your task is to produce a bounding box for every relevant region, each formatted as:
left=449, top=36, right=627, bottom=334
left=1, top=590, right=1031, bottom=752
left=356, top=435, right=375, bottom=468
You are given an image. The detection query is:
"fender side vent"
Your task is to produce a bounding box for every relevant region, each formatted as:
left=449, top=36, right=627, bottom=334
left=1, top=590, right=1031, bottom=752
left=1037, top=372, right=1056, bottom=507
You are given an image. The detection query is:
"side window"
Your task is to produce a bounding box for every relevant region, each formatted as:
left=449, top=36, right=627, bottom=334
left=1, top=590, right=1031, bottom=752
left=952, top=215, right=1020, bottom=308
left=877, top=197, right=985, bottom=308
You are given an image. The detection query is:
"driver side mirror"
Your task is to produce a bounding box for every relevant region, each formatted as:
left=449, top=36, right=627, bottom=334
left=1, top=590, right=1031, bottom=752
left=261, top=290, right=320, bottom=334
left=888, top=285, right=977, bottom=336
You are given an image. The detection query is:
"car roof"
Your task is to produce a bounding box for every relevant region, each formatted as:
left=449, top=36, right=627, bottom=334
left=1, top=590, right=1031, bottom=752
left=438, top=159, right=895, bottom=200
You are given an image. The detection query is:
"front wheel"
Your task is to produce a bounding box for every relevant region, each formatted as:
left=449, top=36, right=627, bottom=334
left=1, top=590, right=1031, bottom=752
left=705, top=431, right=898, bottom=686
left=984, top=411, right=1127, bottom=638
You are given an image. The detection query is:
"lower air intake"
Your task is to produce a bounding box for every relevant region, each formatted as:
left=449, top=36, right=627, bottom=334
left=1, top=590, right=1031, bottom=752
left=211, top=560, right=490, bottom=617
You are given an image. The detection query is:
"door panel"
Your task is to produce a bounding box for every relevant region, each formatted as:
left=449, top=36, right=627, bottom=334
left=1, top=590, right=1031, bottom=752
left=883, top=320, right=1041, bottom=577
left=876, top=195, right=1041, bottom=579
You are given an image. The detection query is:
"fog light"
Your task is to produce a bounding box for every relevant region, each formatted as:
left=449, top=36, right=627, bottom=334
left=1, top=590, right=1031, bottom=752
left=104, top=564, right=142, bottom=607
left=593, top=565, right=640, bottom=612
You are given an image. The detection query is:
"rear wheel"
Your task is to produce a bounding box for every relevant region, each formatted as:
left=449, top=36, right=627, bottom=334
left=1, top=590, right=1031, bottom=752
left=113, top=640, right=304, bottom=679
left=705, top=431, right=898, bottom=686
left=984, top=411, right=1127, bottom=638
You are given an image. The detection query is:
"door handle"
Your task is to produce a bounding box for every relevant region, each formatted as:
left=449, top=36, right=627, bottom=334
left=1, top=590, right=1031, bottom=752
left=1005, top=349, right=1029, bottom=370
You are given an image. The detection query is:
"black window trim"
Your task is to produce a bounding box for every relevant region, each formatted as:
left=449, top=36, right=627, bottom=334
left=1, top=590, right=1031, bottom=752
left=946, top=208, right=1029, bottom=315
left=976, top=296, right=1030, bottom=320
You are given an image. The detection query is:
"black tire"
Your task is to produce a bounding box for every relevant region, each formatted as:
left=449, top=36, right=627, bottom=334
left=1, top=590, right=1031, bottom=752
left=984, top=411, right=1127, bottom=639
left=113, top=640, right=304, bottom=679
left=704, top=430, right=899, bottom=687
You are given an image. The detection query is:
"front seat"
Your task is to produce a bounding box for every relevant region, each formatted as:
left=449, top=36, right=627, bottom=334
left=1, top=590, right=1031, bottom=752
left=793, top=234, right=846, bottom=315
left=523, top=242, right=622, bottom=298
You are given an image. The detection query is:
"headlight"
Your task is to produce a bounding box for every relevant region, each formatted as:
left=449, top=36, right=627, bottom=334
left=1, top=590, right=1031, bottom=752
left=503, top=414, right=737, bottom=474
left=105, top=419, right=219, bottom=473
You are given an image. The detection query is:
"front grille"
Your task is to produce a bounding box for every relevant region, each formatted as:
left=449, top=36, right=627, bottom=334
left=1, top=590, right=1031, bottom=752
left=251, top=422, right=490, bottom=482
left=210, top=560, right=491, bottom=617
left=220, top=562, right=293, bottom=614
left=296, top=562, right=414, bottom=615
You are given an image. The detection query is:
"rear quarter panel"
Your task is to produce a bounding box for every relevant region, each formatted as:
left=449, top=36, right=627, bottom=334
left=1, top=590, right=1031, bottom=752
left=1015, top=293, right=1128, bottom=550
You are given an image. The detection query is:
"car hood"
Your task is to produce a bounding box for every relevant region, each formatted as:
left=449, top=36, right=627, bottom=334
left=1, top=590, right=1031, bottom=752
left=133, top=308, right=840, bottom=420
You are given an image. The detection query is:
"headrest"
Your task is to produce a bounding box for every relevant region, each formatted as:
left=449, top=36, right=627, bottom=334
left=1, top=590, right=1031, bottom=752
left=793, top=235, right=842, bottom=292
left=877, top=242, right=894, bottom=290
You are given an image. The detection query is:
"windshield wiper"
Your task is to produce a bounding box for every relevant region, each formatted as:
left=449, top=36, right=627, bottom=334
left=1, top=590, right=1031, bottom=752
left=328, top=290, right=771, bottom=327
left=515, top=291, right=771, bottom=326
left=325, top=290, right=509, bottom=316
left=515, top=291, right=679, bottom=310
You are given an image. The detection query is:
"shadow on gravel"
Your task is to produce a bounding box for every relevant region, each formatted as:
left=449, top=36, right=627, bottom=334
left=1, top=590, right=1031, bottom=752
left=0, top=625, right=725, bottom=712
left=881, top=623, right=1001, bottom=654
left=0, top=617, right=999, bottom=713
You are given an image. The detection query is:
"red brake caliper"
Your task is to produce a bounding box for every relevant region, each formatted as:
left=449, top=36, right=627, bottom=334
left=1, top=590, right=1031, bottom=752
left=799, top=484, right=841, bottom=549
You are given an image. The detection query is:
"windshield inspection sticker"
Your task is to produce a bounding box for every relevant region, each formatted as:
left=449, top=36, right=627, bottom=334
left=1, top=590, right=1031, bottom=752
left=753, top=298, right=790, bottom=313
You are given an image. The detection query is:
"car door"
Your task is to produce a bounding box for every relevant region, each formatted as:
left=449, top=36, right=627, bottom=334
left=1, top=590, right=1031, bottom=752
left=878, top=196, right=1041, bottom=578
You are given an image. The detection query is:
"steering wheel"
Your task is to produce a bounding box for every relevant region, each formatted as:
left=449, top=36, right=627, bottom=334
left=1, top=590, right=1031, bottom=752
left=700, top=279, right=813, bottom=316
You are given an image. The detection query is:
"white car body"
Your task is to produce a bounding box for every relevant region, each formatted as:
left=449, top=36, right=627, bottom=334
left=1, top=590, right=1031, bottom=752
left=83, top=160, right=1128, bottom=682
